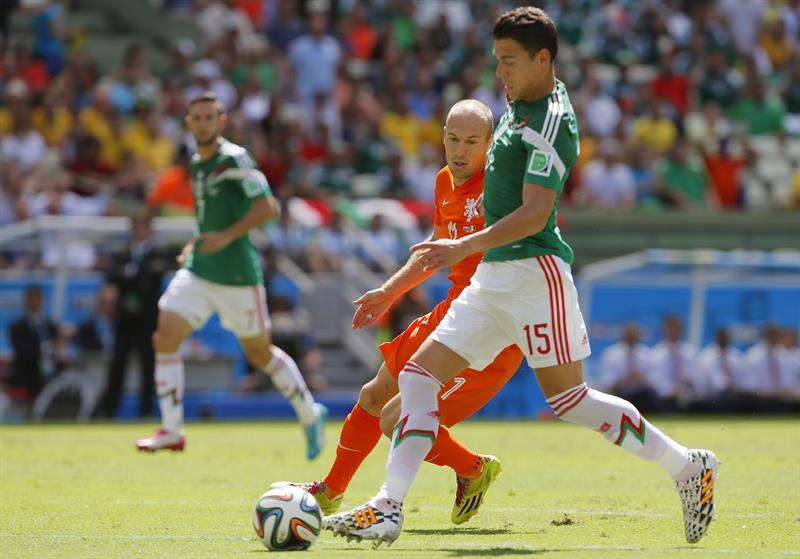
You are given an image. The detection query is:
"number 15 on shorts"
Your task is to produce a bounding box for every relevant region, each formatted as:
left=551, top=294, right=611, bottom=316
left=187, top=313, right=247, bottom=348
left=523, top=323, right=550, bottom=355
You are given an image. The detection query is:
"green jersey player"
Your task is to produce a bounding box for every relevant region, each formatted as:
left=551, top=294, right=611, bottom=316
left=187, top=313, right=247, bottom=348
left=137, top=92, right=327, bottom=457
left=325, top=7, right=718, bottom=546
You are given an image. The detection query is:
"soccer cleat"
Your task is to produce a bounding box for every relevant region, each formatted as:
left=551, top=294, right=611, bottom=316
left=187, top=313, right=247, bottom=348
left=269, top=480, right=343, bottom=515
left=304, top=403, right=328, bottom=460
left=452, top=454, right=502, bottom=525
left=136, top=428, right=185, bottom=452
left=676, top=449, right=720, bottom=543
left=323, top=498, right=403, bottom=547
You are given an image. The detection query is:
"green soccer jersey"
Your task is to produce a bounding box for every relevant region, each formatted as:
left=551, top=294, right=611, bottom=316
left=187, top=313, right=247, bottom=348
left=186, top=139, right=272, bottom=286
left=483, top=80, right=578, bottom=265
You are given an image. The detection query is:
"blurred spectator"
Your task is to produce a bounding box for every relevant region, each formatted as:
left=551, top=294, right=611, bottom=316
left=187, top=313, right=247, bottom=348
left=122, top=109, right=176, bottom=173
left=31, top=86, right=75, bottom=147
left=695, top=329, right=741, bottom=412
left=10, top=42, right=50, bottom=94
left=597, top=324, right=662, bottom=413
left=79, top=85, right=125, bottom=169
left=32, top=0, right=76, bottom=76
left=94, top=215, right=171, bottom=418
left=760, top=20, right=793, bottom=72
left=657, top=144, right=715, bottom=209
left=0, top=109, right=47, bottom=172
left=340, top=1, right=377, bottom=60
left=267, top=202, right=312, bottom=266
left=76, top=284, right=116, bottom=353
left=66, top=135, right=115, bottom=196
left=702, top=137, right=747, bottom=209
left=697, top=50, right=741, bottom=110
left=742, top=323, right=798, bottom=408
left=718, top=0, right=766, bottom=55
left=185, top=59, right=238, bottom=110
left=6, top=286, right=70, bottom=401
left=576, top=140, right=636, bottom=210
left=633, top=102, right=678, bottom=156
left=287, top=6, right=341, bottom=102
left=306, top=211, right=357, bottom=273
left=650, top=55, right=690, bottom=116
left=146, top=145, right=194, bottom=216
left=581, top=74, right=621, bottom=138
left=727, top=78, right=786, bottom=136
left=361, top=213, right=400, bottom=270
left=265, top=0, right=305, bottom=53
left=0, top=79, right=29, bottom=136
left=648, top=315, right=698, bottom=410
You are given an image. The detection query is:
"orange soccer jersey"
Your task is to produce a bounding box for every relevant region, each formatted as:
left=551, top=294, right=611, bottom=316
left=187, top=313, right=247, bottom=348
left=380, top=166, right=524, bottom=427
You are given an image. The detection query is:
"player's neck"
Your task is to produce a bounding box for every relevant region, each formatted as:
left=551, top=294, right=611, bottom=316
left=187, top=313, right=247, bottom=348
left=196, top=137, right=221, bottom=161
left=520, top=71, right=556, bottom=102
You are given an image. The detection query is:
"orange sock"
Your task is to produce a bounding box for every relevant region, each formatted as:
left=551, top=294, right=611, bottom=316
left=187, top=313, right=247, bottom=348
left=323, top=403, right=381, bottom=496
left=424, top=426, right=482, bottom=478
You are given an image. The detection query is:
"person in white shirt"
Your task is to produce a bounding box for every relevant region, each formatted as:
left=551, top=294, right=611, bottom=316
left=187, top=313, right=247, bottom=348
left=648, top=315, right=698, bottom=411
left=695, top=329, right=741, bottom=413
left=742, top=324, right=798, bottom=412
left=780, top=328, right=800, bottom=407
left=598, top=324, right=663, bottom=412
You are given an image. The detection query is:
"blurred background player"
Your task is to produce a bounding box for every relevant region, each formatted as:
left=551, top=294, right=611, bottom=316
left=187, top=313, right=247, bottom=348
left=273, top=99, right=523, bottom=526
left=136, top=92, right=327, bottom=457
left=325, top=7, right=719, bottom=546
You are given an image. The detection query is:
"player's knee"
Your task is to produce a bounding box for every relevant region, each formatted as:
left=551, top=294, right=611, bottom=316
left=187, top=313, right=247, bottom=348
left=357, top=381, right=389, bottom=416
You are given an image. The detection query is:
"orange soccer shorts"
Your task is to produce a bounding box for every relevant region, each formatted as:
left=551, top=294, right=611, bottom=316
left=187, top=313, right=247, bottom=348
left=379, top=297, right=524, bottom=427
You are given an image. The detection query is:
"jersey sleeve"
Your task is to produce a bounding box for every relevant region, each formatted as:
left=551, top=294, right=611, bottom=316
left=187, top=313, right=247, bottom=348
left=224, top=151, right=272, bottom=199
left=520, top=116, right=575, bottom=192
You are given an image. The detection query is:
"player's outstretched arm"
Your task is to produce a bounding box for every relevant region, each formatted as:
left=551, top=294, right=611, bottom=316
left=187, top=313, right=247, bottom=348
left=352, top=233, right=436, bottom=329
left=196, top=196, right=278, bottom=254
left=412, top=182, right=553, bottom=271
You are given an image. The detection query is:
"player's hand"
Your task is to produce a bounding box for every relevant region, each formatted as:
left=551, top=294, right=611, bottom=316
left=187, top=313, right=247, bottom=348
left=410, top=238, right=469, bottom=271
left=195, top=231, right=234, bottom=254
left=176, top=240, right=195, bottom=264
left=352, top=288, right=393, bottom=329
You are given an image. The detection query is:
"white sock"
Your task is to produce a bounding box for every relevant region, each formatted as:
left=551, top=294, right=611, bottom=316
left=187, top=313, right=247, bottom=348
left=376, top=361, right=442, bottom=503
left=264, top=346, right=317, bottom=426
left=548, top=383, right=695, bottom=480
left=155, top=352, right=184, bottom=434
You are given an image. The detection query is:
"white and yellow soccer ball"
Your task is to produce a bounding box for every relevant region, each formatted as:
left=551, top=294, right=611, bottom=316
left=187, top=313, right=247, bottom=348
left=252, top=485, right=322, bottom=551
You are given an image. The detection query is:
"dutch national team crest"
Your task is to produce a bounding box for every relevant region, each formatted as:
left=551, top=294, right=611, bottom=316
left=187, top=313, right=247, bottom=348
left=448, top=221, right=458, bottom=239
left=464, top=198, right=479, bottom=222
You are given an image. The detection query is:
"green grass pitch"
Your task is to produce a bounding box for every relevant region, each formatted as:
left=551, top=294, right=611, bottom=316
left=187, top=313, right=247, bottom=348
left=1, top=417, right=798, bottom=558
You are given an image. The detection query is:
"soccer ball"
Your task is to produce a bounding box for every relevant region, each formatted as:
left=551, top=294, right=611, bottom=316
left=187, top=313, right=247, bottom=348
left=252, top=485, right=322, bottom=551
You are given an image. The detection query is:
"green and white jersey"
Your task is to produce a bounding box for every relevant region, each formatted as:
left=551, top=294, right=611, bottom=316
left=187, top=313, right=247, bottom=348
left=483, top=80, right=579, bottom=265
left=187, top=138, right=272, bottom=286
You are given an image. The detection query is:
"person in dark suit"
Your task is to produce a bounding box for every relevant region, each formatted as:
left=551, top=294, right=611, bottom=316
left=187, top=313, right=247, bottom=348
left=76, top=284, right=116, bottom=353
left=7, top=286, right=69, bottom=400
left=95, top=214, right=172, bottom=418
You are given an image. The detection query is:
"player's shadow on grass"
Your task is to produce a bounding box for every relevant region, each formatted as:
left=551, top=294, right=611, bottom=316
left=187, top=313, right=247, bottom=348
left=405, top=528, right=510, bottom=536
left=439, top=548, right=544, bottom=556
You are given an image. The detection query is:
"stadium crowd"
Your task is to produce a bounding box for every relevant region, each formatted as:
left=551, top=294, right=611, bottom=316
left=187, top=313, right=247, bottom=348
left=1, top=1, right=798, bottom=416
left=1, top=0, right=800, bottom=273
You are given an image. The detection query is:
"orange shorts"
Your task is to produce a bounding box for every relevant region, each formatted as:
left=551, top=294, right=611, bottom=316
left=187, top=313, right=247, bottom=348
left=379, top=297, right=524, bottom=427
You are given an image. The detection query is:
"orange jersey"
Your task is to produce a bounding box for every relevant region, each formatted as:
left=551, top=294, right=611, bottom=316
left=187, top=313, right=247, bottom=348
left=380, top=165, right=524, bottom=427
left=433, top=166, right=485, bottom=298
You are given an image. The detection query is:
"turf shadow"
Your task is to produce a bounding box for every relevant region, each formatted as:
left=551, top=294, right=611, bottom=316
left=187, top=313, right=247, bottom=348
left=405, top=528, right=511, bottom=536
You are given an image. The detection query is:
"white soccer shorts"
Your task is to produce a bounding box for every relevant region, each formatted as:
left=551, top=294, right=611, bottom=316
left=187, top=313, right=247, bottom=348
left=429, top=255, right=591, bottom=370
left=158, top=268, right=271, bottom=339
